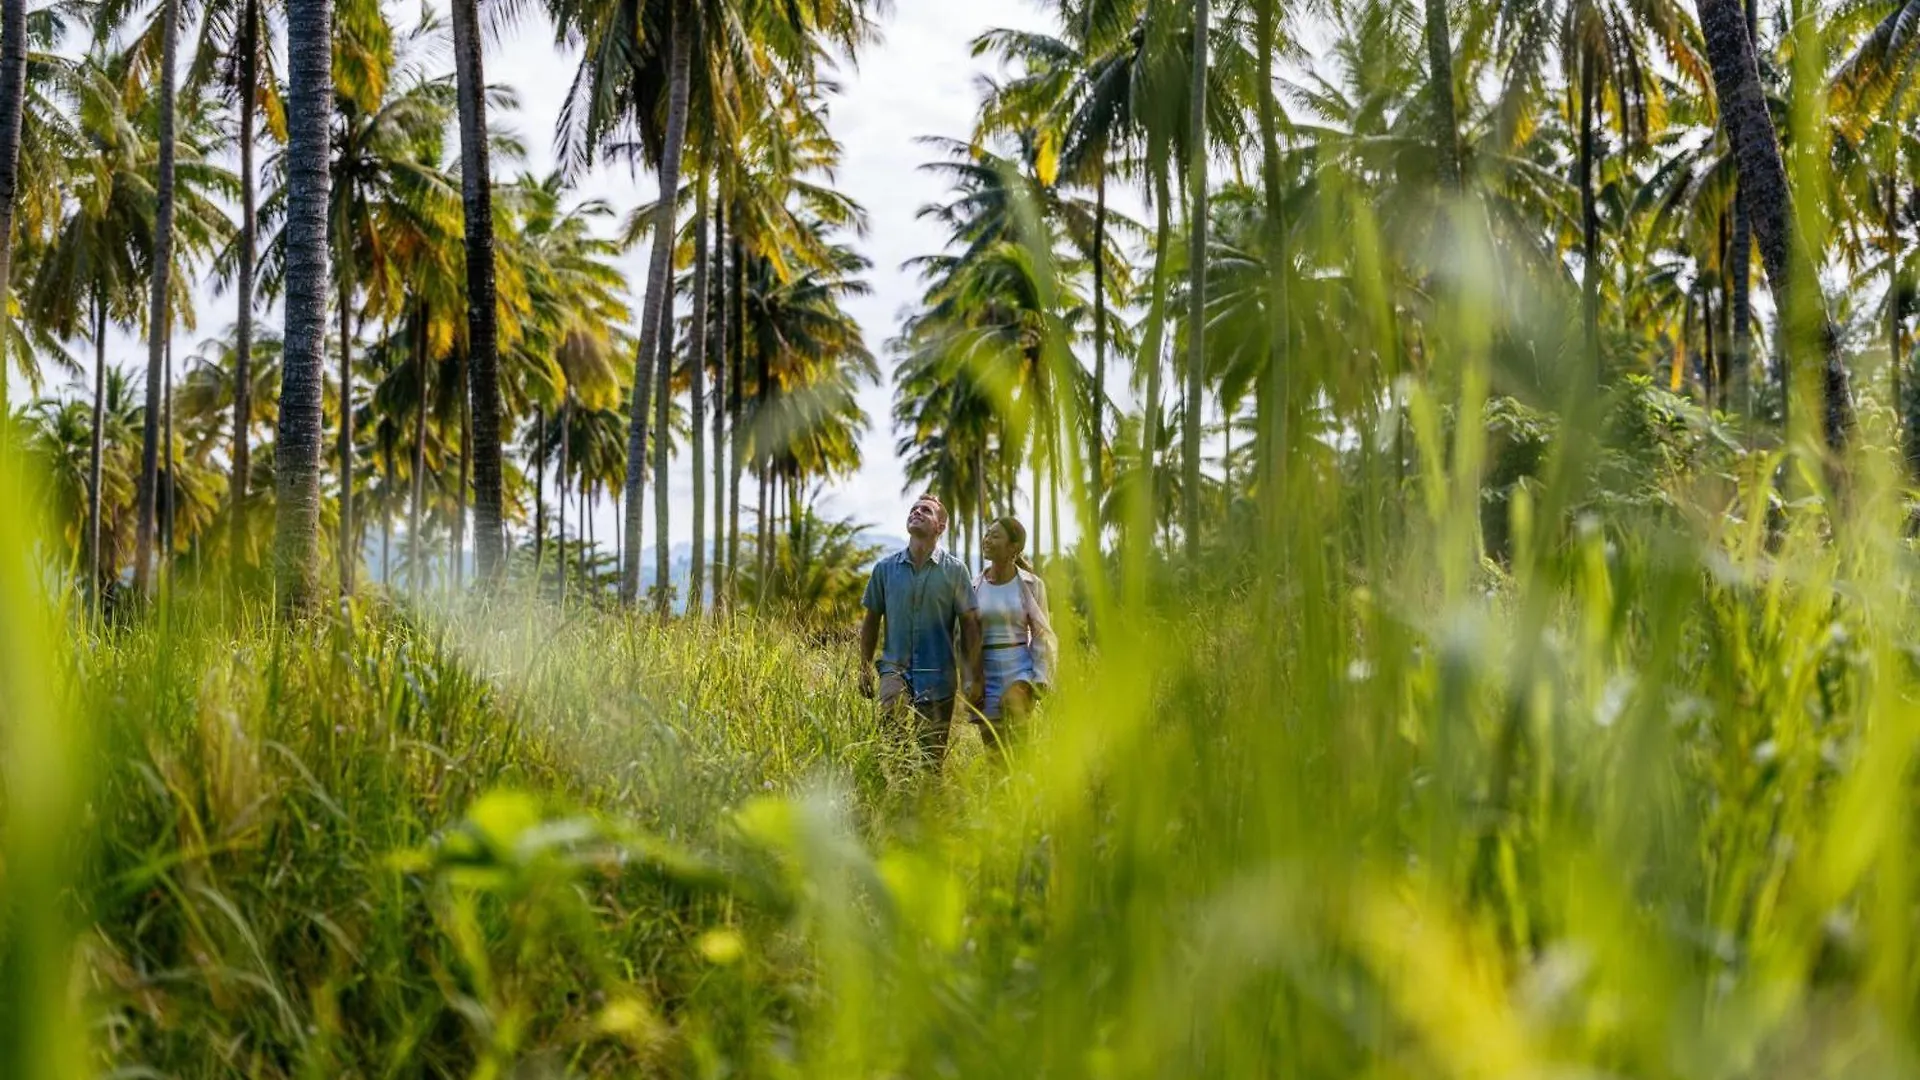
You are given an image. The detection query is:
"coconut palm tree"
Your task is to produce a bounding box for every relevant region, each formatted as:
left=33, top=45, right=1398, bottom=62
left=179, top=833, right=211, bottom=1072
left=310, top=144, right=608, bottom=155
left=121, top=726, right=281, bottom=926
left=0, top=0, right=29, bottom=423
left=1696, top=0, right=1851, bottom=445
left=172, top=0, right=282, bottom=573
left=445, top=0, right=507, bottom=585
left=130, top=0, right=181, bottom=596
left=328, top=19, right=458, bottom=593
left=28, top=51, right=160, bottom=616
left=274, top=0, right=332, bottom=611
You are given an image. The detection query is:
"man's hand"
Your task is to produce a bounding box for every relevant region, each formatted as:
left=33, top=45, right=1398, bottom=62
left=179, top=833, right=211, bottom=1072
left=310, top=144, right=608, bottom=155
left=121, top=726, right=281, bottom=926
left=858, top=609, right=882, bottom=700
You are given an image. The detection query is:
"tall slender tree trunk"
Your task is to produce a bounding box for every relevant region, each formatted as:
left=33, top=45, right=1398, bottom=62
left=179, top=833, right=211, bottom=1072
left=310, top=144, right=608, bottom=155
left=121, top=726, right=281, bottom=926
left=580, top=478, right=590, bottom=587
left=230, top=0, right=259, bottom=574
left=87, top=296, right=106, bottom=620
left=276, top=0, right=332, bottom=613
left=756, top=468, right=769, bottom=604
left=557, top=401, right=569, bottom=599
left=0, top=0, right=29, bottom=432
left=409, top=308, right=428, bottom=600
left=1090, top=170, right=1109, bottom=498
left=1578, top=54, right=1601, bottom=368
left=653, top=256, right=673, bottom=614
left=381, top=445, right=393, bottom=586
left=710, top=200, right=728, bottom=613
left=162, top=333, right=174, bottom=581
left=1184, top=0, right=1210, bottom=564
left=727, top=233, right=745, bottom=608
left=135, top=0, right=181, bottom=596
left=449, top=0, right=505, bottom=585
left=1049, top=425, right=1060, bottom=561
left=623, top=0, right=694, bottom=604
left=1138, top=174, right=1174, bottom=556
left=1422, top=0, right=1463, bottom=189
left=337, top=266, right=356, bottom=593
left=1697, top=0, right=1852, bottom=447
left=1255, top=0, right=1291, bottom=540
left=453, top=352, right=470, bottom=591
left=688, top=177, right=710, bottom=615
left=1892, top=169, right=1912, bottom=473
left=1728, top=0, right=1757, bottom=412
left=533, top=404, right=546, bottom=578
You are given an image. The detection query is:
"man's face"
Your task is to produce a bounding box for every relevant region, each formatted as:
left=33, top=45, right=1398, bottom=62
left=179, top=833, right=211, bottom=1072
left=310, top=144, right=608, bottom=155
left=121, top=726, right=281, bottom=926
left=906, top=499, right=944, bottom=539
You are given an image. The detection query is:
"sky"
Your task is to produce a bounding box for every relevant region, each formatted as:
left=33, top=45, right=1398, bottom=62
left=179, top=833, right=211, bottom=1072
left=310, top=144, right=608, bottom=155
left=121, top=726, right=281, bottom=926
left=75, top=0, right=1122, bottom=560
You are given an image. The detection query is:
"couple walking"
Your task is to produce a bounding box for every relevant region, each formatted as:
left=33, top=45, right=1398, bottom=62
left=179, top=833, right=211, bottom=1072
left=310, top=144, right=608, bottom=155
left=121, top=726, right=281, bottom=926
left=857, top=493, right=1057, bottom=765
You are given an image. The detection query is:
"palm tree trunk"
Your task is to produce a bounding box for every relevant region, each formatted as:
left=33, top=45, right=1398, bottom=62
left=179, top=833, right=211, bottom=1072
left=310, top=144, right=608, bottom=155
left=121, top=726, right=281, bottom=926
left=1049, top=422, right=1061, bottom=561
left=337, top=264, right=356, bottom=594
left=1184, top=0, right=1210, bottom=565
left=382, top=445, right=393, bottom=586
left=1727, top=0, right=1757, bottom=412
left=727, top=233, right=745, bottom=608
left=0, top=0, right=29, bottom=431
left=1422, top=0, right=1463, bottom=189
left=409, top=308, right=427, bottom=600
left=689, top=178, right=710, bottom=615
left=1256, top=0, right=1292, bottom=550
left=275, top=0, right=332, bottom=614
left=1090, top=169, right=1109, bottom=498
left=1137, top=174, right=1173, bottom=558
left=653, top=263, right=673, bottom=614
left=756, top=468, right=769, bottom=604
left=449, top=0, right=506, bottom=585
left=1697, top=0, right=1852, bottom=446
left=135, top=0, right=181, bottom=597
left=622, top=0, right=694, bottom=604
left=87, top=295, right=106, bottom=620
left=710, top=200, right=728, bottom=613
left=533, top=404, right=546, bottom=578
left=1892, top=170, right=1912, bottom=474
left=453, top=352, right=469, bottom=592
left=581, top=478, right=590, bottom=588
left=162, top=333, right=174, bottom=581
left=558, top=399, right=569, bottom=601
left=229, top=0, right=259, bottom=574
left=1578, top=53, right=1601, bottom=368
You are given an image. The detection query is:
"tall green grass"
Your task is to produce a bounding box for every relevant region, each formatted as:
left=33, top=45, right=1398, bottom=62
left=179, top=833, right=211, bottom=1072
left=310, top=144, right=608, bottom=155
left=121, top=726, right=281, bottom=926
left=11, top=433, right=1920, bottom=1077
left=10, top=208, right=1920, bottom=1078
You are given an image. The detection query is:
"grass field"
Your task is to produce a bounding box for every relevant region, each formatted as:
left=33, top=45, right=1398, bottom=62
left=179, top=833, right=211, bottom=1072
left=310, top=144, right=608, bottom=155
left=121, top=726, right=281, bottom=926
left=9, top=408, right=1920, bottom=1079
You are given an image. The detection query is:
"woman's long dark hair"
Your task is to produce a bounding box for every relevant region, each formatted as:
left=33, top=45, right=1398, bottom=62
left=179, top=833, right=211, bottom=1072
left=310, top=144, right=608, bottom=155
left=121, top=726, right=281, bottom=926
left=993, top=516, right=1036, bottom=574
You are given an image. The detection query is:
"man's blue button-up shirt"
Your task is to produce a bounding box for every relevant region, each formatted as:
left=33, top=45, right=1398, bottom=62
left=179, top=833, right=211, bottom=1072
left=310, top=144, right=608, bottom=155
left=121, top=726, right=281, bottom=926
left=862, top=546, right=977, bottom=702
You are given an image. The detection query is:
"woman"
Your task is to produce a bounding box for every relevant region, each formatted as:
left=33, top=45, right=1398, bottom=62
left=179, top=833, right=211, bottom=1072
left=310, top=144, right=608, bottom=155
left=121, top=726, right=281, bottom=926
left=970, top=516, right=1058, bottom=748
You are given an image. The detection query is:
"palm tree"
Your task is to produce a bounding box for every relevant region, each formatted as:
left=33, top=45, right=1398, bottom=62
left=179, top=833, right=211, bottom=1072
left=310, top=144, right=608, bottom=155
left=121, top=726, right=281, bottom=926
left=176, top=0, right=281, bottom=575
left=972, top=0, right=1145, bottom=505
left=685, top=173, right=712, bottom=613
left=329, top=21, right=458, bottom=593
left=0, top=0, right=28, bottom=423
left=132, top=0, right=181, bottom=596
left=447, top=0, right=506, bottom=585
left=1696, top=0, right=1851, bottom=445
left=274, top=0, right=332, bottom=612
left=29, top=52, right=159, bottom=616
left=1183, top=0, right=1210, bottom=562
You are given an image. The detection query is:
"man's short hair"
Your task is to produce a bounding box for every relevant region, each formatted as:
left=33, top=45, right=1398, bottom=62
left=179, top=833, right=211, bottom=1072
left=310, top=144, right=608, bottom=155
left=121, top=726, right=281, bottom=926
left=913, top=492, right=948, bottom=527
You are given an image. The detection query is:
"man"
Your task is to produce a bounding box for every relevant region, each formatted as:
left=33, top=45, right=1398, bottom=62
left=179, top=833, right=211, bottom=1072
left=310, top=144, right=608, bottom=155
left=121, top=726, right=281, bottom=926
left=859, top=493, right=983, bottom=768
